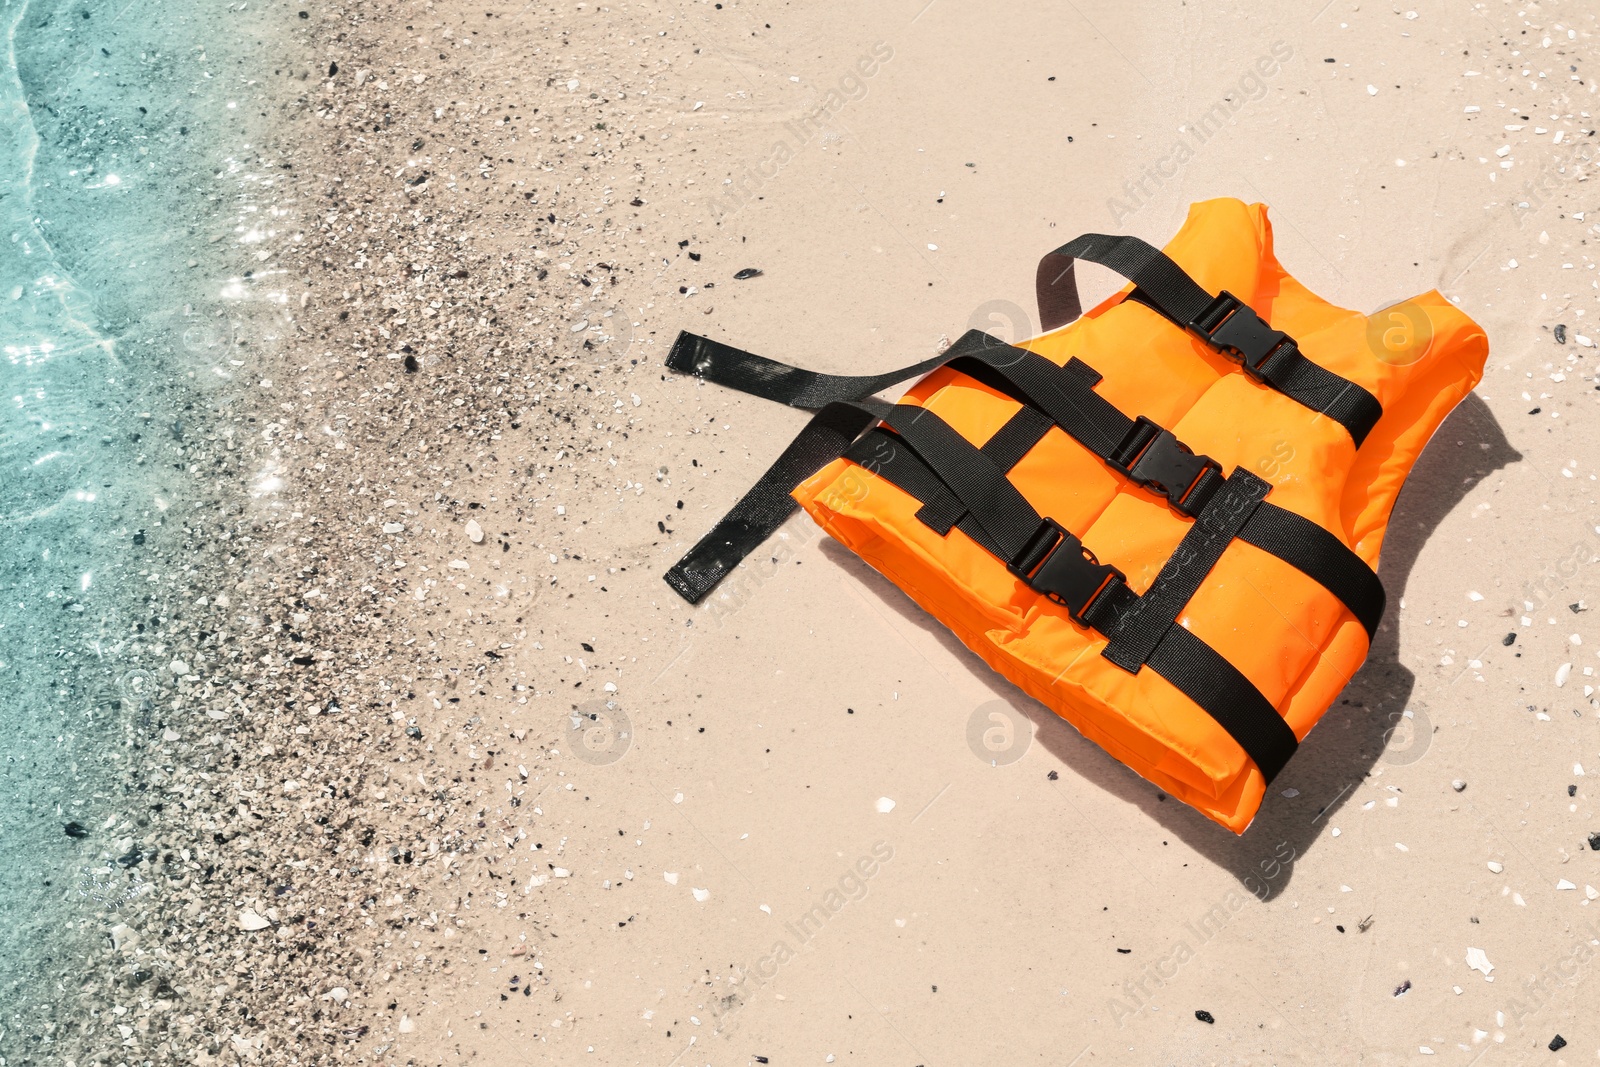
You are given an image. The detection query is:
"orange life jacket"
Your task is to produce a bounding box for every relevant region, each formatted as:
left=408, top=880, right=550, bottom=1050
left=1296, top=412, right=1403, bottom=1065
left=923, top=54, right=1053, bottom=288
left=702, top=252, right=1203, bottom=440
left=663, top=198, right=1488, bottom=833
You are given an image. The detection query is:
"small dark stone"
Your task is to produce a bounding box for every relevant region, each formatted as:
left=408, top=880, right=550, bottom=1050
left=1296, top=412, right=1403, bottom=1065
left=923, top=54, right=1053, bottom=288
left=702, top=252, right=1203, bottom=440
left=1195, top=1009, right=1215, bottom=1024
left=63, top=821, right=88, bottom=839
left=1587, top=831, right=1600, bottom=851
left=629, top=198, right=644, bottom=207
left=581, top=642, right=594, bottom=652
left=688, top=251, right=701, bottom=261
left=1047, top=770, right=1059, bottom=780
left=116, top=847, right=144, bottom=868
left=328, top=60, right=338, bottom=76
left=1502, top=632, right=1516, bottom=646
left=733, top=268, right=763, bottom=280
left=1550, top=1034, right=1567, bottom=1051
left=1393, top=979, right=1411, bottom=997
left=1555, top=324, right=1568, bottom=344
left=405, top=725, right=422, bottom=740
left=298, top=9, right=309, bottom=17
left=403, top=354, right=419, bottom=373
left=1116, top=947, right=1131, bottom=954
left=132, top=531, right=145, bottom=545
left=1570, top=784, right=1578, bottom=797
left=1529, top=407, right=1542, bottom=415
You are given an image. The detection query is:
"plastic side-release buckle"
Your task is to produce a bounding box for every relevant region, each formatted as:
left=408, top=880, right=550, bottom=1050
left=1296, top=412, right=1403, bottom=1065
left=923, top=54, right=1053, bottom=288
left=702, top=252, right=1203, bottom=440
left=1008, top=518, right=1127, bottom=626
left=1192, top=290, right=1293, bottom=377
left=1108, top=416, right=1223, bottom=518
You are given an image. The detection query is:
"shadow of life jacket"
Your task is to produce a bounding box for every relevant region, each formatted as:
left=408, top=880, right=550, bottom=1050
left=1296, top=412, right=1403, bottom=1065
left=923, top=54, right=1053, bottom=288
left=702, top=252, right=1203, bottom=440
left=660, top=198, right=1488, bottom=833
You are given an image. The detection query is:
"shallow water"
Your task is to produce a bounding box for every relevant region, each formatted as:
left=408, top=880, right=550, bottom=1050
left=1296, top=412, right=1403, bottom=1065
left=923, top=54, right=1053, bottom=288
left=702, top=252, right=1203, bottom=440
left=0, top=0, right=289, bottom=1053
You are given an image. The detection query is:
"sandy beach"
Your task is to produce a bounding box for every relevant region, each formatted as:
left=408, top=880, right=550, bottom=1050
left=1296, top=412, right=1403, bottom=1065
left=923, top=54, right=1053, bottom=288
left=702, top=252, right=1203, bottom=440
left=13, top=0, right=1600, bottom=1064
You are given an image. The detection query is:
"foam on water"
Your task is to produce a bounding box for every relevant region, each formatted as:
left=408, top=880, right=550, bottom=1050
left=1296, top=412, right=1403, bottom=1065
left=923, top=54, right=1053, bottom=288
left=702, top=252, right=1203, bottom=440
left=0, top=0, right=291, bottom=1049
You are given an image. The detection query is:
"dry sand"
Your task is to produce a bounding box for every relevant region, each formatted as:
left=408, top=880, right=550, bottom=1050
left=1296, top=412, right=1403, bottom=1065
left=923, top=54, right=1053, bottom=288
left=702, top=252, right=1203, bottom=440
left=56, top=1, right=1600, bottom=1064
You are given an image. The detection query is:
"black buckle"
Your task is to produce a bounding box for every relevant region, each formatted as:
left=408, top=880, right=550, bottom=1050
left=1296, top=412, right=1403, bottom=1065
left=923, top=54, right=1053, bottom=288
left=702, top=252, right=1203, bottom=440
left=1108, top=417, right=1222, bottom=518
left=1193, top=291, right=1293, bottom=377
left=1007, top=518, right=1126, bottom=625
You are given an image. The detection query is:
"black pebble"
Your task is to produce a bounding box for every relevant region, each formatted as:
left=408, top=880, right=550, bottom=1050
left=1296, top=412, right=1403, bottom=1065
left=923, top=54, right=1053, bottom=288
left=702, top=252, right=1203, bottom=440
left=1502, top=632, right=1516, bottom=646
left=1550, top=1034, right=1567, bottom=1051
left=328, top=61, right=338, bottom=76
left=733, top=268, right=763, bottom=280
left=64, top=821, right=88, bottom=839
left=1555, top=324, right=1568, bottom=344
left=405, top=725, right=422, bottom=740
left=403, top=354, right=419, bottom=373
left=1529, top=407, right=1542, bottom=414
left=688, top=251, right=701, bottom=261
left=1570, top=784, right=1578, bottom=797
left=1047, top=770, right=1059, bottom=780
left=298, top=9, right=309, bottom=17
left=1587, top=831, right=1600, bottom=851
left=1195, top=1009, right=1215, bottom=1024
left=581, top=642, right=594, bottom=652
left=1116, top=947, right=1131, bottom=954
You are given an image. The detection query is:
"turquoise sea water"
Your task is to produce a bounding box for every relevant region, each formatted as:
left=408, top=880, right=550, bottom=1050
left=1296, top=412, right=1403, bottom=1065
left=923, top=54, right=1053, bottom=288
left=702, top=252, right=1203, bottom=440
left=1, top=0, right=288, bottom=1055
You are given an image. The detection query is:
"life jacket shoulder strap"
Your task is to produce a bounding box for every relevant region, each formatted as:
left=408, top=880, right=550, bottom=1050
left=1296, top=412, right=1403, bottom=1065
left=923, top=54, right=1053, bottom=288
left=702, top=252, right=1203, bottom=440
left=1038, top=233, right=1384, bottom=447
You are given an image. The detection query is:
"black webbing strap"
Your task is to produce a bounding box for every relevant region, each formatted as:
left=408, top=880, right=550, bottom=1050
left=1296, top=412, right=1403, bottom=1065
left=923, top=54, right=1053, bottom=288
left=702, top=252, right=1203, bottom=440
left=672, top=328, right=1227, bottom=519
left=849, top=411, right=1297, bottom=781
left=939, top=331, right=1226, bottom=519
left=1146, top=626, right=1297, bottom=782
left=663, top=400, right=887, bottom=604
left=875, top=405, right=1054, bottom=565
left=1101, top=470, right=1273, bottom=672
left=666, top=332, right=956, bottom=409
left=1238, top=505, right=1385, bottom=638
left=1037, top=233, right=1383, bottom=447
left=914, top=406, right=1054, bottom=535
